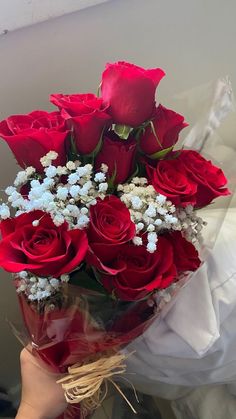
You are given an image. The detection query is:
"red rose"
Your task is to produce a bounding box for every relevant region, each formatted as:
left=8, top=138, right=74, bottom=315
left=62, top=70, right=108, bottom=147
left=0, top=211, right=88, bottom=277
left=177, top=150, right=230, bottom=207
left=146, top=159, right=197, bottom=207
left=101, top=237, right=177, bottom=301
left=139, top=105, right=188, bottom=156
left=95, top=133, right=137, bottom=184
left=87, top=196, right=136, bottom=274
left=50, top=93, right=111, bottom=155
left=101, top=61, right=165, bottom=127
left=167, top=231, right=201, bottom=273
left=0, top=111, right=69, bottom=172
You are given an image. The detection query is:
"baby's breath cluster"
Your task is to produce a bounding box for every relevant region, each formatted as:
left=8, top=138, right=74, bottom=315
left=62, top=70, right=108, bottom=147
left=118, top=177, right=204, bottom=252
left=118, top=177, right=177, bottom=252
left=15, top=270, right=70, bottom=301
left=1, top=152, right=108, bottom=229
left=0, top=203, right=10, bottom=219
left=176, top=206, right=206, bottom=243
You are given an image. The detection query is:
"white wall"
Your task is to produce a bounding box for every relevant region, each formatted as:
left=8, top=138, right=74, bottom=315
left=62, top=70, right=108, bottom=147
left=0, top=0, right=110, bottom=33
left=0, top=0, right=236, bottom=392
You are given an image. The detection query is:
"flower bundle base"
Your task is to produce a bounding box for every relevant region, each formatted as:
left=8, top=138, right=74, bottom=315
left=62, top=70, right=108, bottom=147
left=57, top=351, right=136, bottom=417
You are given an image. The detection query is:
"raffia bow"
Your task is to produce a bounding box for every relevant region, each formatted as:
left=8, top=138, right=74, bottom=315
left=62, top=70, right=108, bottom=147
left=57, top=352, right=137, bottom=417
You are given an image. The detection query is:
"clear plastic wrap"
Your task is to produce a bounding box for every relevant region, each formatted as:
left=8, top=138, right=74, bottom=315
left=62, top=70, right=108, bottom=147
left=171, top=77, right=235, bottom=249
left=122, top=78, right=236, bottom=400
left=16, top=283, right=156, bottom=374
left=12, top=281, right=158, bottom=419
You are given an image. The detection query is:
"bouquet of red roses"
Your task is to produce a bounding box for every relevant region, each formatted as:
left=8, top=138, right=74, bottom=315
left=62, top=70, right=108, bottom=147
left=0, top=61, right=230, bottom=418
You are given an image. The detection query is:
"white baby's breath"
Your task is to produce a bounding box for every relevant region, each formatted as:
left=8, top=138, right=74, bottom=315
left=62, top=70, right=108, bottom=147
left=94, top=172, right=106, bottom=183
left=131, top=196, right=142, bottom=210
left=5, top=186, right=16, bottom=196
left=118, top=177, right=204, bottom=252
left=15, top=271, right=63, bottom=301
left=40, top=151, right=58, bottom=167
left=69, top=185, right=81, bottom=198
left=60, top=274, right=70, bottom=283
left=147, top=242, right=157, bottom=253
left=25, top=167, right=36, bottom=176
left=98, top=182, right=108, bottom=193
left=100, top=163, right=108, bottom=173
left=0, top=203, right=10, bottom=219
left=3, top=151, right=109, bottom=233
left=76, top=214, right=90, bottom=229
left=68, top=173, right=79, bottom=185
left=14, top=171, right=28, bottom=186
left=66, top=161, right=76, bottom=171
left=56, top=187, right=68, bottom=201
left=133, top=236, right=143, bottom=246
left=43, top=178, right=55, bottom=188
left=45, top=165, right=57, bottom=178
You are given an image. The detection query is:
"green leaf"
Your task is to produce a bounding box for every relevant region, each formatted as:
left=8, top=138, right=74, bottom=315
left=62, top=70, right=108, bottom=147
left=97, top=82, right=102, bottom=97
left=78, top=126, right=106, bottom=167
left=134, top=126, right=146, bottom=141
left=167, top=147, right=183, bottom=159
left=67, top=132, right=80, bottom=161
left=148, top=145, right=174, bottom=160
left=69, top=269, right=106, bottom=294
left=114, top=124, right=133, bottom=140
left=126, top=163, right=139, bottom=183
left=90, top=126, right=105, bottom=159
left=107, top=163, right=117, bottom=192
left=150, top=121, right=163, bottom=149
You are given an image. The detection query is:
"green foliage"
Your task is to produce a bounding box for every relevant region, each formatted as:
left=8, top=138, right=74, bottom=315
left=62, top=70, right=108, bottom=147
left=148, top=145, right=174, bottom=160
left=114, top=124, right=133, bottom=140
left=69, top=268, right=107, bottom=295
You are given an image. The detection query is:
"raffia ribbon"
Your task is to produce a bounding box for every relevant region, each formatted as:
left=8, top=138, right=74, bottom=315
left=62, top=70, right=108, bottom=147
left=57, top=352, right=137, bottom=417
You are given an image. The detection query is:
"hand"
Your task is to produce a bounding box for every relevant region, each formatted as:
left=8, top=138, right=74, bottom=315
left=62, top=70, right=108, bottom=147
left=16, top=348, right=67, bottom=419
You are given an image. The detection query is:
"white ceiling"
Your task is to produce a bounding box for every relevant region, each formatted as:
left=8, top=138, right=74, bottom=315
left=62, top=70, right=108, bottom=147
left=0, top=0, right=110, bottom=34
